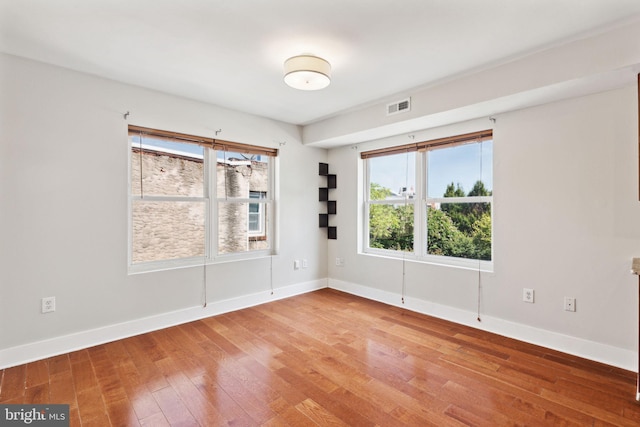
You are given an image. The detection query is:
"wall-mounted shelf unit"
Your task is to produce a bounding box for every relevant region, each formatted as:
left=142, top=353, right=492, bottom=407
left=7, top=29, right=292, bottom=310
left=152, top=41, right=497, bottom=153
left=319, top=162, right=337, bottom=239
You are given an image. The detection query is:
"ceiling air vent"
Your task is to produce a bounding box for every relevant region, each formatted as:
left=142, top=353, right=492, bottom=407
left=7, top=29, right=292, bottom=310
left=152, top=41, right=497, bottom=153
left=386, top=97, right=411, bottom=116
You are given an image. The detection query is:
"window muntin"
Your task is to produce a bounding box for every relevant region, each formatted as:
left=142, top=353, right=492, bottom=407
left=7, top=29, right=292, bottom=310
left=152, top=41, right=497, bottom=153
left=363, top=132, right=493, bottom=268
left=129, top=128, right=275, bottom=270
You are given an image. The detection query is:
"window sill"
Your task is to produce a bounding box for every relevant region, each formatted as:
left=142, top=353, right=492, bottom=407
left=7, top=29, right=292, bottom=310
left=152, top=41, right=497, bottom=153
left=128, top=250, right=276, bottom=275
left=361, top=249, right=493, bottom=273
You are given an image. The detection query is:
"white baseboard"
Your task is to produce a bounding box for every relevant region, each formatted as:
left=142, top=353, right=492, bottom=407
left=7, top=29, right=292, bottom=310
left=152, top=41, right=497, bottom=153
left=3, top=278, right=634, bottom=372
left=328, top=278, right=636, bottom=372
left=0, top=279, right=327, bottom=369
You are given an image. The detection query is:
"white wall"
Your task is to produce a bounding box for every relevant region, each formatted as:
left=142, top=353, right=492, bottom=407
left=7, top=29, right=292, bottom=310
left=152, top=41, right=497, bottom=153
left=0, top=53, right=328, bottom=367
left=328, top=86, right=640, bottom=369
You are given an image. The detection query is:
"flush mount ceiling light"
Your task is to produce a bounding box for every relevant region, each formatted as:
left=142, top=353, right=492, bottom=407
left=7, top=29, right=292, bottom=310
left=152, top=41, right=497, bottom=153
left=284, top=55, right=331, bottom=90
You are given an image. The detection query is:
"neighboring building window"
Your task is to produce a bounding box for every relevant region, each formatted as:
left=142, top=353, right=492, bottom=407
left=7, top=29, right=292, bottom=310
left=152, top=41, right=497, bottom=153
left=248, top=191, right=266, bottom=236
left=129, top=126, right=277, bottom=269
left=363, top=130, right=493, bottom=268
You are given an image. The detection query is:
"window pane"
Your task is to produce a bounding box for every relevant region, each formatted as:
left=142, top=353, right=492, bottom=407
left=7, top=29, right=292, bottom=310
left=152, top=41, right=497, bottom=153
left=131, top=136, right=204, bottom=197
left=369, top=203, right=414, bottom=252
left=132, top=201, right=205, bottom=263
left=426, top=203, right=491, bottom=260
left=248, top=191, right=266, bottom=233
left=218, top=202, right=269, bottom=254
left=217, top=151, right=269, bottom=199
left=248, top=211, right=260, bottom=231
left=427, top=141, right=492, bottom=198
left=368, top=152, right=415, bottom=201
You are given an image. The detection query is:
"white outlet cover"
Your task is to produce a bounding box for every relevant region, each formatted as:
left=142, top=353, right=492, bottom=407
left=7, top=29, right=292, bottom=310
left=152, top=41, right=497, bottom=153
left=42, top=296, right=56, bottom=313
left=523, top=288, right=534, bottom=303
left=564, top=297, right=576, bottom=312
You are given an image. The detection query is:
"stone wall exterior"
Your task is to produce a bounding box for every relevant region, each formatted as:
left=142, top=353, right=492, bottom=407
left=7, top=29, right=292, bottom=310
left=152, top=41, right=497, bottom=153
left=131, top=148, right=269, bottom=263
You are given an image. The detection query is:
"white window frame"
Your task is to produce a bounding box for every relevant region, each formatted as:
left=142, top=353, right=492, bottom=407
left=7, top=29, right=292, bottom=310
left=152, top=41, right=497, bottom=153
left=128, top=131, right=276, bottom=273
left=363, top=135, right=493, bottom=272
left=364, top=151, right=419, bottom=258
left=213, top=153, right=274, bottom=261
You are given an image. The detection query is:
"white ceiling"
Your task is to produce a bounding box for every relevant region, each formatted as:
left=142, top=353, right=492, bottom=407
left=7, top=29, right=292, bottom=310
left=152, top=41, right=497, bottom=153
left=2, top=0, right=640, bottom=126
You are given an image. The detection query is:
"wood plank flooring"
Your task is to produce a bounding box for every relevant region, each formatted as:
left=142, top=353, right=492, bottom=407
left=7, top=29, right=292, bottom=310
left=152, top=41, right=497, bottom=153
left=1, top=288, right=639, bottom=426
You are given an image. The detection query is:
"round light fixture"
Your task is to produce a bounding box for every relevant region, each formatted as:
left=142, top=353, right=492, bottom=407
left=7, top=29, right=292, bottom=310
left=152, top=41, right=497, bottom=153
left=284, top=55, right=331, bottom=90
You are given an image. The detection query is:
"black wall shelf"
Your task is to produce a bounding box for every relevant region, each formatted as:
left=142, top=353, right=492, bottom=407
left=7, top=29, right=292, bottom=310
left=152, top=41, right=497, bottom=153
left=319, top=162, right=337, bottom=239
left=319, top=214, right=328, bottom=228
left=327, top=226, right=337, bottom=240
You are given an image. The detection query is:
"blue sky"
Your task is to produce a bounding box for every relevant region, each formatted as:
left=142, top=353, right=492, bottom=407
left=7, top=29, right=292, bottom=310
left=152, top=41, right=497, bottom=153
left=428, top=142, right=493, bottom=196
left=369, top=141, right=493, bottom=197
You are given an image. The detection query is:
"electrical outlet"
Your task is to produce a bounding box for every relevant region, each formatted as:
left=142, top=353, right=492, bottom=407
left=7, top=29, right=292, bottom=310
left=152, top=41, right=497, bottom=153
left=294, top=260, right=300, bottom=270
left=42, top=296, right=56, bottom=313
left=302, top=259, right=308, bottom=269
left=523, top=288, right=534, bottom=303
left=335, top=257, right=344, bottom=266
left=564, top=297, right=576, bottom=312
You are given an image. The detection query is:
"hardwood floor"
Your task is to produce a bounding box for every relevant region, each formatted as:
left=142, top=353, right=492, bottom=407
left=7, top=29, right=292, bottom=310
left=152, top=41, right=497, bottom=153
left=1, top=288, right=639, bottom=426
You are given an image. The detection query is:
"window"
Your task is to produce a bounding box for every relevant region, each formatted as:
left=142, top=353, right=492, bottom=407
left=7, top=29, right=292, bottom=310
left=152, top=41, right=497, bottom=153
left=128, top=126, right=277, bottom=270
left=248, top=191, right=267, bottom=236
left=216, top=152, right=271, bottom=255
left=367, top=151, right=416, bottom=252
left=363, top=130, right=493, bottom=269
